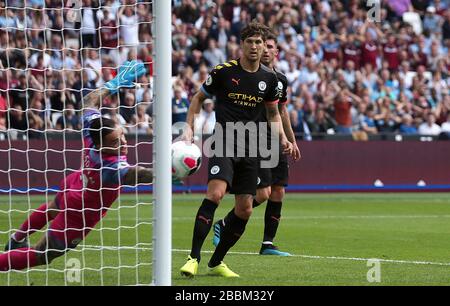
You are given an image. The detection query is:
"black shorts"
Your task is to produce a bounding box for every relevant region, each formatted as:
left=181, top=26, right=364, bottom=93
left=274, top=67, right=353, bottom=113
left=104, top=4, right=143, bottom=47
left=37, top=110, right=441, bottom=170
left=257, top=152, right=289, bottom=189
left=208, top=156, right=259, bottom=195
left=271, top=152, right=289, bottom=187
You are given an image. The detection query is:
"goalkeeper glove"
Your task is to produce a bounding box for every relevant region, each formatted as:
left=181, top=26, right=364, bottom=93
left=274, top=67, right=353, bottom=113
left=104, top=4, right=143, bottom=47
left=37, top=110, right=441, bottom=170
left=104, top=60, right=147, bottom=94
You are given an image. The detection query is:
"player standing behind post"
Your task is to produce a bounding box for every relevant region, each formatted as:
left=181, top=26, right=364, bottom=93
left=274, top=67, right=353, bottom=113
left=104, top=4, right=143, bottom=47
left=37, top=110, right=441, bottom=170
left=180, top=21, right=293, bottom=278
left=213, top=30, right=301, bottom=256
left=0, top=60, right=151, bottom=271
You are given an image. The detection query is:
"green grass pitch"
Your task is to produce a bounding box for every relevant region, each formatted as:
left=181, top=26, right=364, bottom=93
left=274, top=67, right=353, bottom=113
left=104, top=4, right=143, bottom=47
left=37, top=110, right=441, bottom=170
left=0, top=193, right=449, bottom=286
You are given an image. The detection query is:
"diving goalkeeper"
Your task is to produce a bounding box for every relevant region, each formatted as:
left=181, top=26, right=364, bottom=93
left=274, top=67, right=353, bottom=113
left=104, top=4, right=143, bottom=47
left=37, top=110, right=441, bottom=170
left=0, top=60, right=151, bottom=271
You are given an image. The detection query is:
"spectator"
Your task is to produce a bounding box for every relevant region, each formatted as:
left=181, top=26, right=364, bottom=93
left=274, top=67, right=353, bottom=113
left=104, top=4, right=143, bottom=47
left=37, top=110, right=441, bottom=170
left=120, top=92, right=136, bottom=123
left=423, top=6, right=443, bottom=36
left=8, top=104, right=27, bottom=131
left=383, top=33, right=400, bottom=71
left=80, top=0, right=101, bottom=48
left=418, top=113, right=442, bottom=135
left=84, top=49, right=102, bottom=83
left=202, top=38, right=226, bottom=69
left=118, top=4, right=139, bottom=47
left=129, top=104, right=152, bottom=135
left=99, top=8, right=118, bottom=53
left=399, top=114, right=419, bottom=134
left=358, top=104, right=378, bottom=135
left=104, top=101, right=128, bottom=131
left=307, top=106, right=336, bottom=135
left=55, top=103, right=80, bottom=130
left=9, top=73, right=28, bottom=110
left=195, top=98, right=215, bottom=135
left=172, top=86, right=189, bottom=124
left=334, top=88, right=361, bottom=135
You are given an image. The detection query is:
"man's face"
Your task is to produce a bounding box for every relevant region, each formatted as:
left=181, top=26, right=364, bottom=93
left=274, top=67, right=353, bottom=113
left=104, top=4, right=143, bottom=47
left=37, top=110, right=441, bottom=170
left=241, top=35, right=264, bottom=63
left=262, top=39, right=278, bottom=66
left=102, top=125, right=128, bottom=156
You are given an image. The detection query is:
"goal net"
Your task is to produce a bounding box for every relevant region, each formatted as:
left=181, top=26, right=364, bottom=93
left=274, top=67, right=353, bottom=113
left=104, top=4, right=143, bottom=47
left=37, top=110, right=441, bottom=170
left=0, top=0, right=171, bottom=286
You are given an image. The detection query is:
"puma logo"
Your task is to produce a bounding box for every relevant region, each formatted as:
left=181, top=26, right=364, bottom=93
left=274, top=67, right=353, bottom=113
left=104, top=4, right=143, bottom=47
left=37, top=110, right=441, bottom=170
left=198, top=215, right=211, bottom=225
left=271, top=216, right=281, bottom=222
left=231, top=78, right=240, bottom=86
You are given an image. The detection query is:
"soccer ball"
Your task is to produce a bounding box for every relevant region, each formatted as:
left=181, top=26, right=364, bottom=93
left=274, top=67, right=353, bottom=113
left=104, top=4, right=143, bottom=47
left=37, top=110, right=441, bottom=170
left=171, top=141, right=202, bottom=179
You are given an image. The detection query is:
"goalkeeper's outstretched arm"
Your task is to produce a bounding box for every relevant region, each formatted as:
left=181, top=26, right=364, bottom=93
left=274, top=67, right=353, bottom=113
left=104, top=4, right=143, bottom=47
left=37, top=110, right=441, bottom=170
left=83, top=60, right=147, bottom=113
left=123, top=166, right=153, bottom=185
left=83, top=88, right=111, bottom=112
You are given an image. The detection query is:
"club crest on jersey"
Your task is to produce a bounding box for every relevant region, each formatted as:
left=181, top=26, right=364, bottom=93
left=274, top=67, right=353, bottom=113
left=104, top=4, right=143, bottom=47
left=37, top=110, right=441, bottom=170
left=258, top=81, right=267, bottom=91
left=210, top=165, right=220, bottom=175
left=277, top=81, right=283, bottom=97
left=206, top=74, right=212, bottom=86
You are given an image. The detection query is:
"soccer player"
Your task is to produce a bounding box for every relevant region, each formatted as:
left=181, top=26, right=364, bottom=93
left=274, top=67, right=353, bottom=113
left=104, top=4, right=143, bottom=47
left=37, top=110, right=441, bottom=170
left=180, top=21, right=293, bottom=278
left=0, top=60, right=151, bottom=271
left=213, top=30, right=301, bottom=256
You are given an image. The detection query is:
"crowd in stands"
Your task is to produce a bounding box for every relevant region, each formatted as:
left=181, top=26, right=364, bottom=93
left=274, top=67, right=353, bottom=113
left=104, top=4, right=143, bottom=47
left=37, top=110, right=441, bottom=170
left=0, top=0, right=449, bottom=140
left=172, top=0, right=450, bottom=138
left=0, top=0, right=153, bottom=138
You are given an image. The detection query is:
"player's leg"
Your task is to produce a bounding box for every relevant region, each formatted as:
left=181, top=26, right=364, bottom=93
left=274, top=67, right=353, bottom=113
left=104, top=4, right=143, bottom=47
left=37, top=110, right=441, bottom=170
left=212, top=165, right=272, bottom=247
left=207, top=194, right=252, bottom=277
left=260, top=153, right=291, bottom=256
left=190, top=179, right=227, bottom=261
left=0, top=230, right=67, bottom=271
left=207, top=158, right=258, bottom=277
left=180, top=156, right=233, bottom=277
left=5, top=199, right=60, bottom=251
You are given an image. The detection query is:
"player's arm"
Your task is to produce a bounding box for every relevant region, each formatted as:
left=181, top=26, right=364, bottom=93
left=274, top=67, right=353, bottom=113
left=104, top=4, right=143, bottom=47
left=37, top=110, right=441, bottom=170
left=83, top=60, right=147, bottom=114
left=266, top=102, right=292, bottom=155
left=182, top=90, right=208, bottom=142
left=122, top=166, right=153, bottom=185
left=83, top=87, right=111, bottom=112
left=278, top=103, right=301, bottom=161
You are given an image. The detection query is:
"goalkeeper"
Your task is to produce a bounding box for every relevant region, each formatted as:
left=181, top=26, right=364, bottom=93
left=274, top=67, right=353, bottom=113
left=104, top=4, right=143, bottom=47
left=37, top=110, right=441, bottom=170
left=0, top=60, right=151, bottom=271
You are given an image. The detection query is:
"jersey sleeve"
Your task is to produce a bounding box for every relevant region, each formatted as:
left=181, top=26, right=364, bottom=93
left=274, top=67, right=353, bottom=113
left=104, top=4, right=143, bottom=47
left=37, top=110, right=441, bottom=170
left=201, top=67, right=221, bottom=98
left=264, top=73, right=280, bottom=105
left=278, top=75, right=289, bottom=104
left=101, top=159, right=131, bottom=186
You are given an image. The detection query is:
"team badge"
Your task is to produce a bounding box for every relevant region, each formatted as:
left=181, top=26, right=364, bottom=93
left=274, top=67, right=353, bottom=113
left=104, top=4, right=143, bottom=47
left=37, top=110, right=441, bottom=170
left=206, top=74, right=212, bottom=86
left=258, top=81, right=267, bottom=91
left=277, top=81, right=283, bottom=97
left=210, top=165, right=220, bottom=175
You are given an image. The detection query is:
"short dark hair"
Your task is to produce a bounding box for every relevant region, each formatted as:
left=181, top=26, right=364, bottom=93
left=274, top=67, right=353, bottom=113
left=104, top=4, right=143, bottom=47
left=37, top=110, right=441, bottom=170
left=89, top=117, right=117, bottom=148
left=265, top=28, right=278, bottom=44
left=240, top=20, right=269, bottom=42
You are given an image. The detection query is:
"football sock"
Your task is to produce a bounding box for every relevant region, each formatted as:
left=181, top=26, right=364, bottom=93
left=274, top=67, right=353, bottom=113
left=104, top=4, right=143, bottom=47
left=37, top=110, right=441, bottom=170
left=190, top=199, right=218, bottom=262
left=0, top=248, right=38, bottom=271
left=208, top=210, right=248, bottom=267
left=263, top=200, right=282, bottom=243
left=13, top=203, right=56, bottom=242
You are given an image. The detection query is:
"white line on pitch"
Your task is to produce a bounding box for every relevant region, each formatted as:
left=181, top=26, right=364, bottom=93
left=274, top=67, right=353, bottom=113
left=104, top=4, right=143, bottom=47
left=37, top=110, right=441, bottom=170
left=171, top=215, right=450, bottom=221
left=171, top=249, right=450, bottom=267
left=81, top=244, right=450, bottom=267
